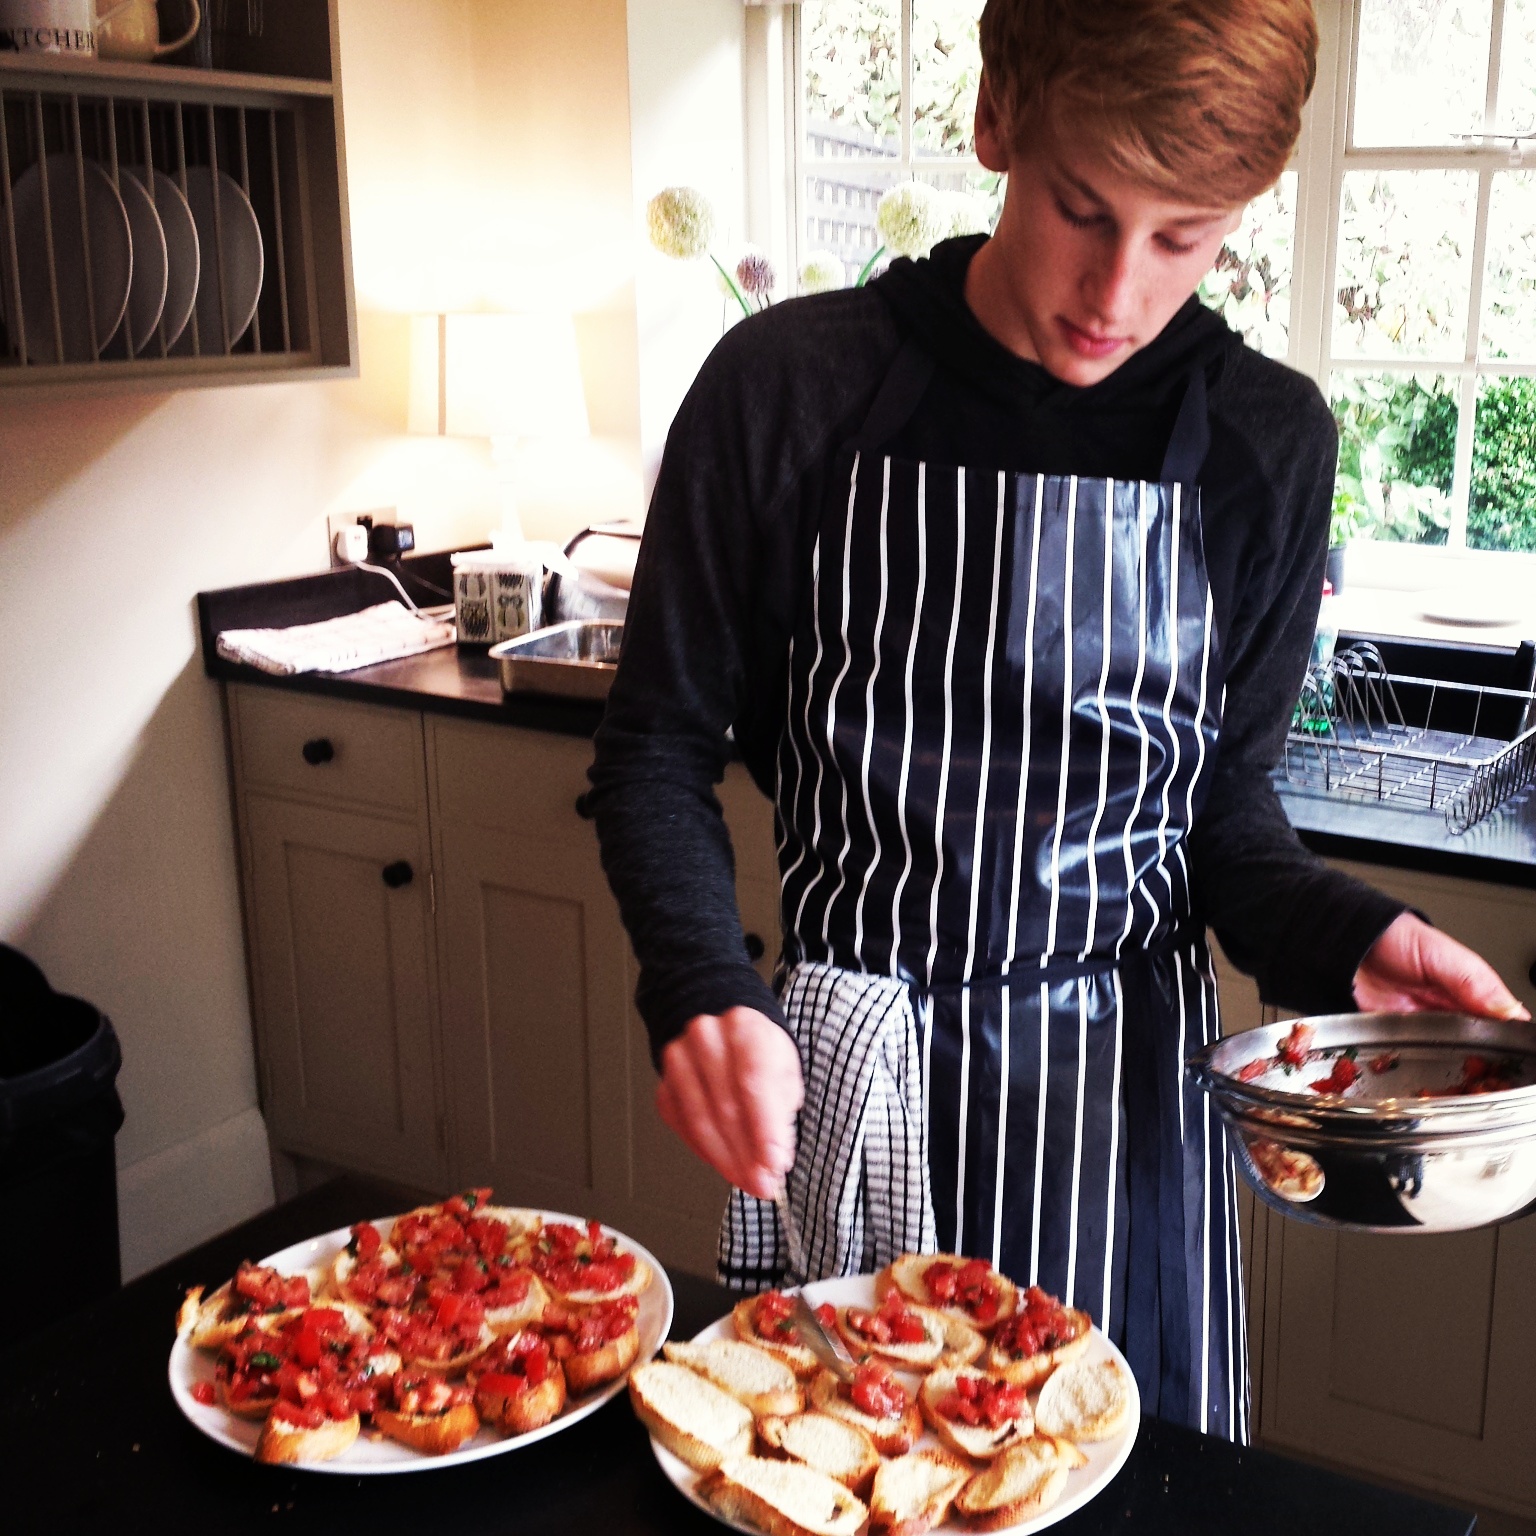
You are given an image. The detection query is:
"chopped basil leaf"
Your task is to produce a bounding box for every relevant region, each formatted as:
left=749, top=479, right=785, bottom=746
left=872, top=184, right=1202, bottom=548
left=250, top=1352, right=282, bottom=1370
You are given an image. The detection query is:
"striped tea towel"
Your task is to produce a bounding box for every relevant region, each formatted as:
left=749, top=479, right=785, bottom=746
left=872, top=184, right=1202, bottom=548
left=216, top=601, right=455, bottom=676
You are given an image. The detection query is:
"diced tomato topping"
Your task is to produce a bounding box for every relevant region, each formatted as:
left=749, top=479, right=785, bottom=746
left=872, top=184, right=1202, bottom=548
left=231, top=1262, right=310, bottom=1315
left=482, top=1268, right=533, bottom=1311
left=847, top=1289, right=929, bottom=1346
left=191, top=1382, right=216, bottom=1406
left=1370, top=1053, right=1400, bottom=1075
left=754, top=1291, right=798, bottom=1340
left=1236, top=1057, right=1270, bottom=1083
left=992, top=1286, right=1084, bottom=1359
left=848, top=1362, right=908, bottom=1420
left=1279, top=1023, right=1315, bottom=1068
left=272, top=1400, right=327, bottom=1429
left=922, top=1258, right=1002, bottom=1325
left=937, top=1373, right=1028, bottom=1428
left=476, top=1329, right=555, bottom=1391
left=814, top=1302, right=837, bottom=1330
left=1309, top=1055, right=1361, bottom=1095
left=349, top=1223, right=382, bottom=1263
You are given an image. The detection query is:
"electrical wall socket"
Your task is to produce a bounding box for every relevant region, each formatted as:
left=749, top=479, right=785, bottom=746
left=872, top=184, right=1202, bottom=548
left=327, top=509, right=397, bottom=567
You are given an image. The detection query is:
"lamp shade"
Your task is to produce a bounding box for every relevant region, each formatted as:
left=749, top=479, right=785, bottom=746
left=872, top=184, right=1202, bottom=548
left=409, top=311, right=590, bottom=441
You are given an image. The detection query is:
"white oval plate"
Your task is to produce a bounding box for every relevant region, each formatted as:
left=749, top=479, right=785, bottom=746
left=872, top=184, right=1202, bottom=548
left=172, top=165, right=263, bottom=355
left=648, top=1274, right=1139, bottom=1536
left=121, top=167, right=199, bottom=353
left=169, top=1208, right=673, bottom=1474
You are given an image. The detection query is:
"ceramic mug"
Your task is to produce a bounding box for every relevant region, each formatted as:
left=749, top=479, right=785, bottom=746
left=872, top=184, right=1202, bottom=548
left=95, top=0, right=200, bottom=61
left=0, top=0, right=96, bottom=56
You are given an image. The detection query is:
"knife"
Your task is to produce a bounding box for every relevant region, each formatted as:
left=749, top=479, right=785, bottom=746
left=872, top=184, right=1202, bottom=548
left=773, top=1187, right=862, bottom=1383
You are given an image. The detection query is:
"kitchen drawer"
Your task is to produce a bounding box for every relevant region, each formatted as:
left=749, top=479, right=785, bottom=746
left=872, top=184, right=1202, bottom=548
left=232, top=686, right=426, bottom=816
left=431, top=718, right=596, bottom=843
left=719, top=764, right=778, bottom=888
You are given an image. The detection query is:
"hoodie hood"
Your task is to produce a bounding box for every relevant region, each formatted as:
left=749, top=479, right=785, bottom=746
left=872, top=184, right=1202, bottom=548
left=871, top=234, right=1243, bottom=418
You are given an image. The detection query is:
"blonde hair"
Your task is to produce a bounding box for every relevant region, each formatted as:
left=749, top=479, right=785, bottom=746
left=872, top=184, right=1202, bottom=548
left=978, top=0, right=1317, bottom=205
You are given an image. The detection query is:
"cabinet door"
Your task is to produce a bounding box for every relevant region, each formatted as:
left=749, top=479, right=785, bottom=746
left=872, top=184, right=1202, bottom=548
left=1260, top=863, right=1536, bottom=1518
left=435, top=818, right=631, bottom=1219
left=244, top=794, right=446, bottom=1186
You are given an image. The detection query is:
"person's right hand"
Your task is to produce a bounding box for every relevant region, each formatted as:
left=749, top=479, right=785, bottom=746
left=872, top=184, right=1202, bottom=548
left=657, top=1007, right=804, bottom=1200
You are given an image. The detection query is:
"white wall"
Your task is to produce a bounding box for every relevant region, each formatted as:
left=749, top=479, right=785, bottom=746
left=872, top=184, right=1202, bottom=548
left=0, top=0, right=645, bottom=1278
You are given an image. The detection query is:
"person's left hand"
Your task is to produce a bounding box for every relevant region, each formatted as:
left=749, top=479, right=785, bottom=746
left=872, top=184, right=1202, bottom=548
left=1354, top=911, right=1531, bottom=1019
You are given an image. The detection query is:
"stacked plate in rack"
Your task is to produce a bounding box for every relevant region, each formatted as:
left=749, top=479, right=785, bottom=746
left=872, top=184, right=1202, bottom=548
left=2, top=152, right=263, bottom=362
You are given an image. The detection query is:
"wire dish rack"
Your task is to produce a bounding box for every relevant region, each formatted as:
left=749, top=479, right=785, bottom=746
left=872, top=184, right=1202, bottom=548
left=1283, top=644, right=1536, bottom=834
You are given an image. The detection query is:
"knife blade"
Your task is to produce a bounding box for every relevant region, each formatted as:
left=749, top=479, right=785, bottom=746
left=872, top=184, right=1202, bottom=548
left=773, top=1187, right=861, bottom=1383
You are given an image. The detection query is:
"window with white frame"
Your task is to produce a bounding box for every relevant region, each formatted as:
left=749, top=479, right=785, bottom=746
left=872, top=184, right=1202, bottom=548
left=787, top=0, right=1536, bottom=559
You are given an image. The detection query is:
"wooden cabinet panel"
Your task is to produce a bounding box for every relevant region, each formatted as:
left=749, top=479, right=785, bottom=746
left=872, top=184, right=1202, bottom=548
left=432, top=720, right=596, bottom=846
left=243, top=794, right=445, bottom=1186
left=234, top=685, right=425, bottom=816
left=435, top=817, right=629, bottom=1218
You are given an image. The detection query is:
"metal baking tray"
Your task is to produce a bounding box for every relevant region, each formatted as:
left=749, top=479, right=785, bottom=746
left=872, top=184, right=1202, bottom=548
left=490, top=621, right=623, bottom=701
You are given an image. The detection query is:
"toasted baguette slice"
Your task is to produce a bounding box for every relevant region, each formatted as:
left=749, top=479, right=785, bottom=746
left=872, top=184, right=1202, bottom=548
left=477, top=1205, right=541, bottom=1243
left=628, top=1360, right=754, bottom=1472
left=869, top=1450, right=971, bottom=1536
left=565, top=1321, right=640, bottom=1395
left=808, top=1368, right=922, bottom=1456
left=876, top=1253, right=1017, bottom=1333
left=917, top=1367, right=1034, bottom=1461
left=1034, top=1357, right=1132, bottom=1443
left=758, top=1412, right=881, bottom=1495
left=700, top=1455, right=868, bottom=1536
left=255, top=1409, right=360, bottom=1465
left=329, top=1243, right=403, bottom=1304
left=483, top=1270, right=552, bottom=1335
left=984, top=1302, right=1093, bottom=1390
left=832, top=1302, right=946, bottom=1369
left=731, top=1296, right=820, bottom=1379
left=216, top=1375, right=278, bottom=1421
left=374, top=1403, right=480, bottom=1455
left=664, top=1338, right=804, bottom=1418
left=952, top=1435, right=1087, bottom=1531
left=176, top=1282, right=302, bottom=1352
left=926, top=1308, right=986, bottom=1370
left=405, top=1320, right=495, bottom=1376
left=493, top=1367, right=567, bottom=1435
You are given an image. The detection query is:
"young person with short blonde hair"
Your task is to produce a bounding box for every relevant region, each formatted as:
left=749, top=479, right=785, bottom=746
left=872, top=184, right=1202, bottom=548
left=590, top=0, right=1525, bottom=1440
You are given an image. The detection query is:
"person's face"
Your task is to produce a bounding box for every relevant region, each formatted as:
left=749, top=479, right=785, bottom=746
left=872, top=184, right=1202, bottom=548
left=972, top=82, right=1244, bottom=386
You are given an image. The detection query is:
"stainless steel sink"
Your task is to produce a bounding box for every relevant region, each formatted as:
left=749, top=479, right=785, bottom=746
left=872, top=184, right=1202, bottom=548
left=490, top=621, right=623, bottom=701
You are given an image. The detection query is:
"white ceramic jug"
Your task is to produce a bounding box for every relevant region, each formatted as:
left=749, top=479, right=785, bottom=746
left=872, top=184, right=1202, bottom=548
left=95, top=0, right=200, bottom=61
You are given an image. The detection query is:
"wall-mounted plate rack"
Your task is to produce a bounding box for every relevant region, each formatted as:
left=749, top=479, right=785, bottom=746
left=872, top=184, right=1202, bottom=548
left=0, top=0, right=354, bottom=391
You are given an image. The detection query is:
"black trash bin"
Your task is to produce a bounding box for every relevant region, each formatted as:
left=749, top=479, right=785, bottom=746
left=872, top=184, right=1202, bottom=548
left=0, top=945, right=124, bottom=1350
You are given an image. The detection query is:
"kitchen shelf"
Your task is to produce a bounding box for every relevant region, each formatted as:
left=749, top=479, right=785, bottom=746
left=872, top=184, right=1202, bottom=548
left=0, top=0, right=354, bottom=392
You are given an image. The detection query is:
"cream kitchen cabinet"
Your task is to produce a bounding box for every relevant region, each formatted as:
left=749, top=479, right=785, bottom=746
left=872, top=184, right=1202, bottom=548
left=1243, top=860, right=1536, bottom=1523
left=227, top=683, right=771, bottom=1277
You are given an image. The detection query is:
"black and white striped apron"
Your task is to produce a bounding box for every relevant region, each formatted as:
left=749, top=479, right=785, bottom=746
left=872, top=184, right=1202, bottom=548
left=718, top=341, right=1249, bottom=1442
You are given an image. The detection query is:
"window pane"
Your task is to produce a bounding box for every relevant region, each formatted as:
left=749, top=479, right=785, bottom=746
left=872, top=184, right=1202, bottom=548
left=1495, top=0, right=1536, bottom=134
left=1199, top=173, right=1297, bottom=359
left=1470, top=376, right=1536, bottom=550
left=911, top=0, right=983, bottom=156
left=803, top=0, right=901, bottom=160
left=1353, top=0, right=1492, bottom=147
left=1481, top=171, right=1536, bottom=359
left=801, top=166, right=1000, bottom=283
left=1330, top=372, right=1457, bottom=545
left=1333, top=171, right=1478, bottom=361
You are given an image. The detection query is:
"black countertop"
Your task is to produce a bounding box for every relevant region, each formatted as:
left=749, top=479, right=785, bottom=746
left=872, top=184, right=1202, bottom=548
left=0, top=1177, right=1476, bottom=1536
left=197, top=570, right=1536, bottom=884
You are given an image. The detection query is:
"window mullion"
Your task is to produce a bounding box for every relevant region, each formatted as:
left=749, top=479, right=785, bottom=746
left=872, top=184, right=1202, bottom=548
left=900, top=0, right=912, bottom=169
left=1451, top=165, right=1495, bottom=549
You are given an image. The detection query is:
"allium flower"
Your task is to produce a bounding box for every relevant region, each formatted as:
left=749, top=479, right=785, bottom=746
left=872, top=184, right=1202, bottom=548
left=798, top=252, right=846, bottom=294
left=946, top=191, right=994, bottom=239
left=735, top=248, right=776, bottom=298
left=876, top=181, right=952, bottom=260
left=647, top=186, right=715, bottom=260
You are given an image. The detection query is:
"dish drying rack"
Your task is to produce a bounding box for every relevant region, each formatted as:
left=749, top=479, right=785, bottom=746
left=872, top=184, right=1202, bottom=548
left=1283, top=644, right=1536, bottom=834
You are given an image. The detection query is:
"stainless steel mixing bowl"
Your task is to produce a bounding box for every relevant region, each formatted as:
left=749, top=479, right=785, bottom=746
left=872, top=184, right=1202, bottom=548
left=1187, top=1013, right=1536, bottom=1232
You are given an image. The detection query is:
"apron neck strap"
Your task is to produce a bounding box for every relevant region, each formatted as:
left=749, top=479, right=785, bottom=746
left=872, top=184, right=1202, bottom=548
left=856, top=338, right=937, bottom=452
left=1159, top=364, right=1210, bottom=484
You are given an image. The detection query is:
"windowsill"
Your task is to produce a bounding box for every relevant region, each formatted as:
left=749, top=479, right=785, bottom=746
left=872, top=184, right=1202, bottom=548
left=1334, top=541, right=1536, bottom=648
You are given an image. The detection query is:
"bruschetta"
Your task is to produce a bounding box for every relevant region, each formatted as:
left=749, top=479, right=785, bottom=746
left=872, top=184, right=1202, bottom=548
left=178, top=1261, right=311, bottom=1350
left=808, top=1365, right=923, bottom=1457
left=983, top=1286, right=1092, bottom=1389
left=918, top=1367, right=1034, bottom=1461
left=470, top=1329, right=568, bottom=1434
left=731, top=1292, right=820, bottom=1379
left=374, top=1373, right=481, bottom=1454
left=832, top=1291, right=950, bottom=1371
left=876, top=1253, right=1017, bottom=1333
left=521, top=1219, right=652, bottom=1306
left=543, top=1295, right=641, bottom=1394
left=255, top=1396, right=361, bottom=1465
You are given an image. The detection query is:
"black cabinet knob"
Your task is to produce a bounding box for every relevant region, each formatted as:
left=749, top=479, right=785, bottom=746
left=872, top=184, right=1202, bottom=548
left=744, top=932, right=766, bottom=962
left=574, top=792, right=595, bottom=821
left=1528, top=958, right=1536, bottom=991
left=382, top=860, right=414, bottom=889
left=301, top=737, right=335, bottom=766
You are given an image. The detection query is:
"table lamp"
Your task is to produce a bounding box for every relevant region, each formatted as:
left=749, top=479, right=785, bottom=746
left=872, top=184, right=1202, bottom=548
left=408, top=310, right=591, bottom=545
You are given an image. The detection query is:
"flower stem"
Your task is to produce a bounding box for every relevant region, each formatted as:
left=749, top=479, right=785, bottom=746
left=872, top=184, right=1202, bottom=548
left=710, top=254, right=754, bottom=320
left=855, top=244, right=888, bottom=288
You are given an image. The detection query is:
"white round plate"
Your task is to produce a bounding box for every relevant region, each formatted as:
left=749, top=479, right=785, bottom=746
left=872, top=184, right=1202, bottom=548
left=116, top=168, right=168, bottom=355
left=169, top=1208, right=673, bottom=1474
left=121, top=167, right=199, bottom=352
left=172, top=165, right=262, bottom=355
left=1419, top=590, right=1528, bottom=627
left=649, top=1274, right=1139, bottom=1536
left=4, top=153, right=132, bottom=364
